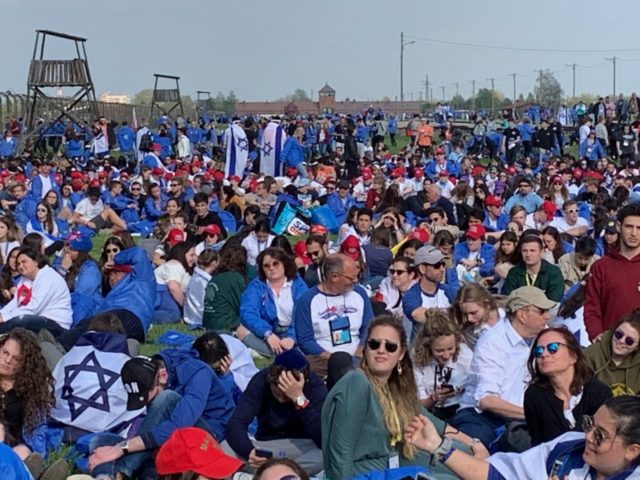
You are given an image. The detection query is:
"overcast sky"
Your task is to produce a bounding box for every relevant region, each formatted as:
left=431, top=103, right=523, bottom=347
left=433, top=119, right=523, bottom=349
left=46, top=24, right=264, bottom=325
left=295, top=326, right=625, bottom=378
left=4, top=0, right=640, bottom=103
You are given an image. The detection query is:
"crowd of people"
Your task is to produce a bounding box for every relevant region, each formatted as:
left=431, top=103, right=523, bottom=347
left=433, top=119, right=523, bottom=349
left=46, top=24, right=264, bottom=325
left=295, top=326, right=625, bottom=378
left=0, top=102, right=640, bottom=480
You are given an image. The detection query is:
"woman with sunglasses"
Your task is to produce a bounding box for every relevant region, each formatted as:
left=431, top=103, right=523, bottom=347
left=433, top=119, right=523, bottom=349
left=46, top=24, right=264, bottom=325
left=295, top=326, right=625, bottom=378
left=584, top=310, right=640, bottom=397
left=375, top=257, right=417, bottom=320
left=25, top=202, right=62, bottom=245
left=322, top=315, right=481, bottom=480
left=237, top=247, right=308, bottom=357
left=413, top=309, right=473, bottom=421
left=524, top=326, right=612, bottom=446
left=406, top=395, right=640, bottom=479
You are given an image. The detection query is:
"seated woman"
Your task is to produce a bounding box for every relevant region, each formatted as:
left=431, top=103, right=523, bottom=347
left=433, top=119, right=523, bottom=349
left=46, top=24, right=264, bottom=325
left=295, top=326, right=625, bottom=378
left=25, top=202, right=63, bottom=245
left=0, top=248, right=72, bottom=335
left=362, top=227, right=394, bottom=279
left=0, top=247, right=21, bottom=306
left=322, top=315, right=485, bottom=480
left=375, top=256, right=417, bottom=320
left=203, top=242, right=248, bottom=333
left=413, top=309, right=473, bottom=421
left=241, top=219, right=275, bottom=269
left=0, top=328, right=54, bottom=460
left=584, top=310, right=640, bottom=396
left=237, top=247, right=308, bottom=357
left=452, top=282, right=502, bottom=349
left=143, top=183, right=167, bottom=222
left=153, top=241, right=197, bottom=324
left=0, top=216, right=20, bottom=264
left=524, top=326, right=612, bottom=446
left=405, top=395, right=640, bottom=480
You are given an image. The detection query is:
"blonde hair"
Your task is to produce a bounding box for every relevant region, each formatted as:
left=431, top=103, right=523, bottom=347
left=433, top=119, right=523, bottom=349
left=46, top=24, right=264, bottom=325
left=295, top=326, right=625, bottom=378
left=412, top=309, right=462, bottom=367
left=361, top=316, right=421, bottom=459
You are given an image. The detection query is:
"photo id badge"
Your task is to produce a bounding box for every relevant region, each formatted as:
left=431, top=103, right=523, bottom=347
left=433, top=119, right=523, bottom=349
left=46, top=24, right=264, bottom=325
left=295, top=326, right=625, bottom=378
left=330, top=315, right=352, bottom=346
left=388, top=453, right=399, bottom=469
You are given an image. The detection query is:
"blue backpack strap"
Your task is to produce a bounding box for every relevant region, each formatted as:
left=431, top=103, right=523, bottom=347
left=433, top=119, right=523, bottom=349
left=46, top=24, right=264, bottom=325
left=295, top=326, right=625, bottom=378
left=545, top=439, right=586, bottom=477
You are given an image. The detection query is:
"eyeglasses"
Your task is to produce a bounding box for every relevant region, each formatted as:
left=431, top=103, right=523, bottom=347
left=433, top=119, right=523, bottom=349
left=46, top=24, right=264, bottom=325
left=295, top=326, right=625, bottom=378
left=532, top=341, right=567, bottom=358
left=326, top=187, right=335, bottom=191
left=37, top=208, right=48, bottom=213
left=614, top=329, right=638, bottom=347
left=336, top=272, right=358, bottom=283
left=307, top=250, right=322, bottom=257
left=131, top=187, right=141, bottom=191
left=262, top=260, right=282, bottom=270
left=564, top=209, right=578, bottom=214
left=367, top=338, right=399, bottom=353
left=106, top=248, right=120, bottom=254
left=582, top=415, right=616, bottom=449
left=170, top=183, right=178, bottom=187
left=388, top=268, right=408, bottom=276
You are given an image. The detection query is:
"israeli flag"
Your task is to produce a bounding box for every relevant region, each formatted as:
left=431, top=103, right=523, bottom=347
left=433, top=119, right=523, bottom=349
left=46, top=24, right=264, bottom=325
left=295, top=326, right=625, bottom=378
left=261, top=120, right=287, bottom=177
left=224, top=122, right=249, bottom=178
left=50, top=331, right=144, bottom=434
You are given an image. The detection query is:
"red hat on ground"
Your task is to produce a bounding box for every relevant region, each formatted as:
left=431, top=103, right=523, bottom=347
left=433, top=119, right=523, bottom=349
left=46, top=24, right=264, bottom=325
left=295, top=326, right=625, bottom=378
left=340, top=235, right=361, bottom=260
left=167, top=228, right=186, bottom=247
left=408, top=227, right=430, bottom=243
left=202, top=224, right=221, bottom=236
left=484, top=195, right=503, bottom=208
left=465, top=224, right=486, bottom=241
left=156, top=427, right=243, bottom=479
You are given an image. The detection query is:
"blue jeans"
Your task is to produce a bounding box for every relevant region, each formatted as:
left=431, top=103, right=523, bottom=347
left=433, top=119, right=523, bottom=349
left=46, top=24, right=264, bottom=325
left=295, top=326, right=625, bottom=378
left=90, top=390, right=181, bottom=478
left=449, top=407, right=507, bottom=448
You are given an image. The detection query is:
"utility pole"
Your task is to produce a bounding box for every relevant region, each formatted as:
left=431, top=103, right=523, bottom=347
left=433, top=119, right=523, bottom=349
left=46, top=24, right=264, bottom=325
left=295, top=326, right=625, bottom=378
left=440, top=86, right=445, bottom=102
left=486, top=77, right=495, bottom=115
left=565, top=63, right=576, bottom=99
left=422, top=74, right=430, bottom=103
left=452, top=82, right=459, bottom=107
left=400, top=31, right=416, bottom=114
left=605, top=56, right=617, bottom=96
left=469, top=80, right=476, bottom=111
left=508, top=73, right=517, bottom=108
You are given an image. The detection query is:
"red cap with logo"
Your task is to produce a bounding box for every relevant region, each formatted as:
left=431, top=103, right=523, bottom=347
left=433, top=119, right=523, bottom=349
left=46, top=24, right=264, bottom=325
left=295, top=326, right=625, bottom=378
left=340, top=235, right=361, bottom=260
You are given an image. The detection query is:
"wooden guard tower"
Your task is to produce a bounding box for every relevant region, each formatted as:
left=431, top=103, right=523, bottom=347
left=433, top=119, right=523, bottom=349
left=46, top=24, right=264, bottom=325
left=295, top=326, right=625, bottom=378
left=196, top=90, right=211, bottom=120
left=151, top=74, right=184, bottom=121
left=25, top=30, right=99, bottom=141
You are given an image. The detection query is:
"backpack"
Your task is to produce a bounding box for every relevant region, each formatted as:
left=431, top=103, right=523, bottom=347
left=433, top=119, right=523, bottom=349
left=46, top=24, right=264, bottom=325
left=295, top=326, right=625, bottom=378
left=139, top=132, right=154, bottom=152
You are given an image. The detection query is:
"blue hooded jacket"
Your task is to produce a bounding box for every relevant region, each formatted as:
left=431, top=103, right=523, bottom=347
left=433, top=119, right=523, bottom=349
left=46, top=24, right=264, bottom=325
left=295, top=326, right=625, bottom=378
left=117, top=126, right=135, bottom=153
left=30, top=174, right=60, bottom=200
left=13, top=195, right=37, bottom=231
left=142, top=349, right=234, bottom=447
left=100, top=247, right=156, bottom=334
left=454, top=242, right=495, bottom=277
left=280, top=137, right=304, bottom=168
left=240, top=276, right=309, bottom=339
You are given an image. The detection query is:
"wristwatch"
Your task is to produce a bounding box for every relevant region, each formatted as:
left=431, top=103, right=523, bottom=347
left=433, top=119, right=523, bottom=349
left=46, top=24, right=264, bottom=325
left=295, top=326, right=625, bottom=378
left=119, top=441, right=129, bottom=455
left=294, top=395, right=309, bottom=409
left=433, top=437, right=455, bottom=464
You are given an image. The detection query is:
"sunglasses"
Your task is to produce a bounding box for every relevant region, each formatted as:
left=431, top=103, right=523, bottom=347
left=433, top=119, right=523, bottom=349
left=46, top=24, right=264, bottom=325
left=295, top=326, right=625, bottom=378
left=388, top=268, right=408, bottom=276
left=170, top=184, right=178, bottom=187
left=428, top=261, right=446, bottom=269
left=614, top=329, right=638, bottom=347
left=37, top=208, right=48, bottom=213
left=262, top=260, right=282, bottom=270
left=131, top=187, right=141, bottom=191
left=106, top=248, right=120, bottom=254
left=564, top=209, right=578, bottom=214
left=532, top=341, right=567, bottom=358
left=367, top=338, right=399, bottom=353
left=582, top=415, right=615, bottom=448
left=307, top=250, right=322, bottom=257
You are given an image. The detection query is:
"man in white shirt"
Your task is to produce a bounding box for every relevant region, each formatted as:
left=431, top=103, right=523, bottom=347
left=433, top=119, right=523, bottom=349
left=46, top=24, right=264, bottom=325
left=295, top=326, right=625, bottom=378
left=73, top=187, right=128, bottom=232
left=450, top=286, right=556, bottom=448
left=550, top=200, right=589, bottom=238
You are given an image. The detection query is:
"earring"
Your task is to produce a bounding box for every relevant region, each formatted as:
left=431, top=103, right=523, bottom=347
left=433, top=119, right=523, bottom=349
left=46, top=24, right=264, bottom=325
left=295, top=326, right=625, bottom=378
left=397, top=362, right=403, bottom=375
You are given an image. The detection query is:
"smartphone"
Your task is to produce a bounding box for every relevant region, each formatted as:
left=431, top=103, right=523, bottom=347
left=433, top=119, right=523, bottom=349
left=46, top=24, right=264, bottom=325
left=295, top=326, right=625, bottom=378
left=255, top=449, right=273, bottom=459
left=440, top=384, right=454, bottom=394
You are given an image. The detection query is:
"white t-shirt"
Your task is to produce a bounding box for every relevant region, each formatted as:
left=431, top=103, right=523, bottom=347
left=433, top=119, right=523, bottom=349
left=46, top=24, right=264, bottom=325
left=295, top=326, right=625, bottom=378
left=74, top=198, right=105, bottom=222
left=154, top=260, right=191, bottom=290
left=241, top=233, right=275, bottom=266
left=270, top=279, right=294, bottom=327
left=549, top=216, right=589, bottom=234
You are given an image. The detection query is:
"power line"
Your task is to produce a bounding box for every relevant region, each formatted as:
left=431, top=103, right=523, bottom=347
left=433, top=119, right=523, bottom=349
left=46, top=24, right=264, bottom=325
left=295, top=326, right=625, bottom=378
left=403, top=34, right=640, bottom=53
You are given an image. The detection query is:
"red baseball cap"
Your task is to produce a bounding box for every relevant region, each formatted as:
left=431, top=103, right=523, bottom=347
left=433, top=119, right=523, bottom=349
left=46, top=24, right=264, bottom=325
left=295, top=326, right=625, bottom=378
left=167, top=228, right=186, bottom=247
left=438, top=170, right=449, bottom=177
left=340, top=235, right=361, bottom=260
left=294, top=240, right=311, bottom=266
left=484, top=195, right=503, bottom=208
left=540, top=200, right=557, bottom=220
left=435, top=147, right=445, bottom=155
left=310, top=224, right=328, bottom=235
left=229, top=175, right=241, bottom=184
left=362, top=170, right=372, bottom=180
left=414, top=168, right=424, bottom=178
left=408, top=227, right=430, bottom=243
left=156, top=427, right=243, bottom=479
left=152, top=167, right=164, bottom=176
left=202, top=224, right=221, bottom=236
left=465, top=224, right=486, bottom=241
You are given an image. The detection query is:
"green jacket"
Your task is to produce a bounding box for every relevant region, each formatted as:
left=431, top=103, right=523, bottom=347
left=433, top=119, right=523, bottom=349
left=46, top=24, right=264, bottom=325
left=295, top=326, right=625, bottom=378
left=584, top=330, right=640, bottom=396
left=502, top=260, right=564, bottom=302
left=321, top=369, right=464, bottom=480
left=203, top=271, right=246, bottom=332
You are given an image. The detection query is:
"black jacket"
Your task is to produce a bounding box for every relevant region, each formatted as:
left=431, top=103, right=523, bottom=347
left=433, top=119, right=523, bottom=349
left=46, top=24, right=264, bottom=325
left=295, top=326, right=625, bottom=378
left=524, top=379, right=612, bottom=446
left=343, top=134, right=359, bottom=163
